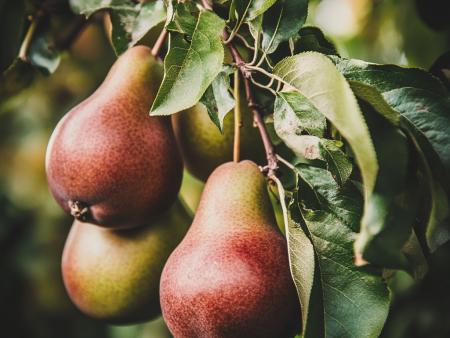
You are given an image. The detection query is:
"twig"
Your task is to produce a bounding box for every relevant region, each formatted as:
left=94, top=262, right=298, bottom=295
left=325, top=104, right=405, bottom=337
left=244, top=77, right=278, bottom=177
left=19, top=10, right=47, bottom=60
left=202, top=0, right=278, bottom=176
left=223, top=29, right=252, bottom=78
left=151, top=28, right=168, bottom=57
left=234, top=70, right=241, bottom=163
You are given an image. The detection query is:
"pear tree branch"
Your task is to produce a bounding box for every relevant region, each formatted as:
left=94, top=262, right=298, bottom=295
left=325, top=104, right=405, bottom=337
left=242, top=76, right=278, bottom=177
left=200, top=0, right=278, bottom=176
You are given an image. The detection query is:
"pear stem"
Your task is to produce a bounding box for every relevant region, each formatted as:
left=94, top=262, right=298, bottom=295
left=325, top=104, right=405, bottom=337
left=151, top=28, right=168, bottom=57
left=233, top=70, right=241, bottom=163
left=276, top=154, right=295, bottom=170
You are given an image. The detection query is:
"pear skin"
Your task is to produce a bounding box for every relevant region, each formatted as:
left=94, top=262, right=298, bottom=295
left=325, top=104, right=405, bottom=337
left=62, top=198, right=192, bottom=325
left=160, top=160, right=302, bottom=338
left=46, top=45, right=183, bottom=229
left=171, top=97, right=267, bottom=182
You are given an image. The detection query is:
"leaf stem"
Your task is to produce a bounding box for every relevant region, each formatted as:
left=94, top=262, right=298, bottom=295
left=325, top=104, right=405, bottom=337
left=151, top=28, right=168, bottom=57
left=251, top=77, right=276, bottom=96
left=255, top=52, right=266, bottom=67
left=276, top=154, right=295, bottom=170
left=247, top=28, right=260, bottom=66
left=246, top=64, right=285, bottom=83
left=234, top=33, right=255, bottom=50
left=234, top=70, right=241, bottom=163
left=19, top=10, right=46, bottom=60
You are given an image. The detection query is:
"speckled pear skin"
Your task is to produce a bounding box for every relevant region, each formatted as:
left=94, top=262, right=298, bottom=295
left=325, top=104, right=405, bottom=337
left=160, top=160, right=302, bottom=338
left=46, top=45, right=183, bottom=229
left=171, top=97, right=267, bottom=182
left=62, top=198, right=192, bottom=325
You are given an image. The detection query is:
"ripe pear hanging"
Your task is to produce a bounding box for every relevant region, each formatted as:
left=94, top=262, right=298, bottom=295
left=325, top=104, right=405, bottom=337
left=46, top=46, right=183, bottom=229
left=62, top=198, right=192, bottom=325
left=160, top=160, right=302, bottom=338
left=171, top=93, right=266, bottom=182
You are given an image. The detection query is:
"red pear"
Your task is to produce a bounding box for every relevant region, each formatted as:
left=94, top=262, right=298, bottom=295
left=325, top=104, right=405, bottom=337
left=160, top=160, right=302, bottom=338
left=46, top=46, right=183, bottom=229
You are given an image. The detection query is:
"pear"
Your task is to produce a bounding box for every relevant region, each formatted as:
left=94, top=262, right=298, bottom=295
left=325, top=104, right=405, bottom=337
left=46, top=46, right=183, bottom=229
left=62, top=198, right=192, bottom=325
left=171, top=96, right=266, bottom=182
left=160, top=160, right=302, bottom=338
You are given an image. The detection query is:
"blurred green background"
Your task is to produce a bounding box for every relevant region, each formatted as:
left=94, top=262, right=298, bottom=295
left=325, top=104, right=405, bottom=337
left=1, top=0, right=450, bottom=337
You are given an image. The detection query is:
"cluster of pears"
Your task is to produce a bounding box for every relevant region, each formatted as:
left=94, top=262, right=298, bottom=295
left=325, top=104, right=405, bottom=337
left=46, top=45, right=189, bottom=324
left=46, top=44, right=301, bottom=334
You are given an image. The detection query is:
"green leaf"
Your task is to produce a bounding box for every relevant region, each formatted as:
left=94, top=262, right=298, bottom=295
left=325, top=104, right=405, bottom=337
left=127, top=1, right=167, bottom=50
left=319, top=139, right=353, bottom=187
left=71, top=0, right=166, bottom=56
left=108, top=7, right=141, bottom=55
left=289, top=191, right=390, bottom=338
left=295, top=165, right=363, bottom=232
left=348, top=82, right=447, bottom=258
left=227, top=0, right=277, bottom=32
left=198, top=64, right=236, bottom=133
left=248, top=15, right=262, bottom=40
left=331, top=57, right=450, bottom=252
left=150, top=9, right=225, bottom=116
left=261, top=0, right=308, bottom=54
left=329, top=56, right=450, bottom=178
left=274, top=178, right=314, bottom=334
left=273, top=52, right=378, bottom=224
left=165, top=0, right=198, bottom=37
left=291, top=26, right=338, bottom=56
left=401, top=230, right=429, bottom=279
left=69, top=0, right=134, bottom=16
left=355, top=97, right=417, bottom=271
left=429, top=50, right=450, bottom=92
left=0, top=58, right=35, bottom=102
left=274, top=92, right=326, bottom=137
left=275, top=132, right=352, bottom=186
left=286, top=200, right=316, bottom=334
left=289, top=26, right=339, bottom=57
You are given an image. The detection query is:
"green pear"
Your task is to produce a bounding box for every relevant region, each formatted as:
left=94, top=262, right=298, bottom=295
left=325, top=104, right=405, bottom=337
left=160, top=160, right=302, bottom=338
left=62, top=198, right=192, bottom=325
left=171, top=96, right=266, bottom=182
left=46, top=46, right=183, bottom=229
